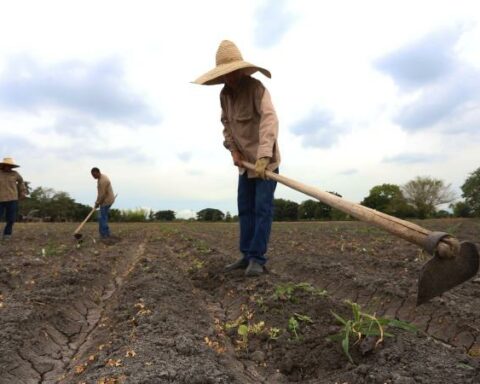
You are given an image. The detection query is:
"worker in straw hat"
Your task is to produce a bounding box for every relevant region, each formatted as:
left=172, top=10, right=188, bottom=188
left=0, top=157, right=27, bottom=241
left=193, top=40, right=281, bottom=277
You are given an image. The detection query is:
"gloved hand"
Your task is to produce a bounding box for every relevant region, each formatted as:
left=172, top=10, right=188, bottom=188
left=255, top=157, right=270, bottom=179
left=94, top=202, right=100, bottom=209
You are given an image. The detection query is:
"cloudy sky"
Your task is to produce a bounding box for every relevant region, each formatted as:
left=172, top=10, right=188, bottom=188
left=1, top=0, right=479, bottom=218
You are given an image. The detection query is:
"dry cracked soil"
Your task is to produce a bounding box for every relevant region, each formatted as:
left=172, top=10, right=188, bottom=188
left=0, top=218, right=479, bottom=384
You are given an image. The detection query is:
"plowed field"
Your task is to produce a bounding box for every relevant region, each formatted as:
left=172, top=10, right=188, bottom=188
left=1, top=219, right=479, bottom=383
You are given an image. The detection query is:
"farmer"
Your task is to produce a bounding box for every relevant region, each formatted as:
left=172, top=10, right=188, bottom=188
left=0, top=157, right=27, bottom=241
left=91, top=167, right=115, bottom=240
left=194, top=40, right=281, bottom=277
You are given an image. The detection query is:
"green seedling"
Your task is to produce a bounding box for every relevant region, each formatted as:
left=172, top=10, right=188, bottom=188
left=288, top=316, right=300, bottom=339
left=268, top=327, right=281, bottom=340
left=294, top=313, right=313, bottom=323
left=237, top=324, right=249, bottom=346
left=288, top=313, right=313, bottom=340
left=249, top=321, right=265, bottom=335
left=188, top=258, right=204, bottom=272
left=254, top=295, right=268, bottom=313
left=273, top=282, right=326, bottom=302
left=273, top=282, right=296, bottom=301
left=329, top=300, right=417, bottom=364
left=40, top=243, right=66, bottom=257
left=194, top=240, right=212, bottom=254
left=234, top=321, right=265, bottom=349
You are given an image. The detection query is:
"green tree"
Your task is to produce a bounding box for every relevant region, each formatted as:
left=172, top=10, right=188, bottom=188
left=314, top=201, right=332, bottom=220
left=461, top=167, right=480, bottom=217
left=225, top=211, right=232, bottom=222
left=197, top=208, right=225, bottom=221
left=19, top=186, right=91, bottom=221
left=450, top=201, right=473, bottom=218
left=434, top=209, right=451, bottom=218
left=402, top=176, right=456, bottom=219
left=273, top=199, right=299, bottom=221
left=361, top=184, right=413, bottom=218
left=298, top=199, right=318, bottom=220
left=109, top=208, right=123, bottom=222
left=330, top=208, right=350, bottom=221
left=154, top=210, right=176, bottom=221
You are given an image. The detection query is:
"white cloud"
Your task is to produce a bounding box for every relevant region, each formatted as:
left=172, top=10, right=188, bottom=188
left=0, top=55, right=159, bottom=124
left=375, top=28, right=459, bottom=89
left=254, top=0, right=297, bottom=48
left=0, top=0, right=479, bottom=214
left=375, top=26, right=480, bottom=133
left=290, top=107, right=347, bottom=148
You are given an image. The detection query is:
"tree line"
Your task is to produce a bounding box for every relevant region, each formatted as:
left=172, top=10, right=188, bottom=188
left=17, top=167, right=480, bottom=222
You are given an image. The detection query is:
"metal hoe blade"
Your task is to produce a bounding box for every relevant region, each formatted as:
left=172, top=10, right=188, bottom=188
left=417, top=241, right=479, bottom=305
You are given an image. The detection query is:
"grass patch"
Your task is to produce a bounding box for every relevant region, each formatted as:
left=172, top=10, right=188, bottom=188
left=272, top=282, right=327, bottom=302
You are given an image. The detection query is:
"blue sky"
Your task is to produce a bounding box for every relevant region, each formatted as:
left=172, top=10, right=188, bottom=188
left=1, top=0, right=479, bottom=218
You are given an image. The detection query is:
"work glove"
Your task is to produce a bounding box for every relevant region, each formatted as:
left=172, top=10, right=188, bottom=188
left=255, top=157, right=270, bottom=180
left=94, top=202, right=100, bottom=209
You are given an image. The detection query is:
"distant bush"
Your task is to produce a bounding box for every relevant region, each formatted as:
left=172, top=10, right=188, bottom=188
left=450, top=201, right=473, bottom=218
left=197, top=208, right=225, bottom=221
left=154, top=210, right=176, bottom=221
left=461, top=167, right=480, bottom=217
left=19, top=186, right=91, bottom=222
left=115, top=208, right=149, bottom=222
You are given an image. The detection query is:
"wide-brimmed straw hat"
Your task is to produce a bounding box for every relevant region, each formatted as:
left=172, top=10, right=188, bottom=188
left=0, top=157, right=20, bottom=168
left=193, top=40, right=271, bottom=85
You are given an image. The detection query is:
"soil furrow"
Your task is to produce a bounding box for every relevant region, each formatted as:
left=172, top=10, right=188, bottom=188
left=1, top=221, right=479, bottom=383
left=181, top=223, right=480, bottom=354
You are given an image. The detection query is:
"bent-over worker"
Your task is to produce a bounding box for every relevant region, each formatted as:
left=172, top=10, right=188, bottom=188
left=194, top=40, right=281, bottom=277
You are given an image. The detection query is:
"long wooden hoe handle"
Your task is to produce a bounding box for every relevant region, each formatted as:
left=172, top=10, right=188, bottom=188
left=242, top=161, right=460, bottom=259
left=73, top=207, right=97, bottom=235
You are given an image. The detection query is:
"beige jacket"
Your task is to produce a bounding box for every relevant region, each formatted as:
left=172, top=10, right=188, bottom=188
left=220, top=77, right=281, bottom=177
left=96, top=174, right=115, bottom=207
left=0, top=170, right=26, bottom=202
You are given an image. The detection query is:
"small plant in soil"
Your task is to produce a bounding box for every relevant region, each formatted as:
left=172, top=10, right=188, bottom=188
left=268, top=327, right=281, bottom=340
left=329, top=300, right=417, bottom=364
left=194, top=240, right=212, bottom=254
left=237, top=324, right=249, bottom=348
left=188, top=258, right=204, bottom=272
left=273, top=282, right=326, bottom=302
left=40, top=243, right=66, bottom=257
left=235, top=321, right=265, bottom=349
left=252, top=294, right=268, bottom=313
left=288, top=316, right=300, bottom=340
left=288, top=313, right=313, bottom=341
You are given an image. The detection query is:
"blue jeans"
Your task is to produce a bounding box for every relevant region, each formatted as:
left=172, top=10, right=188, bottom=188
left=237, top=170, right=277, bottom=265
left=99, top=205, right=111, bottom=238
left=0, top=200, right=18, bottom=236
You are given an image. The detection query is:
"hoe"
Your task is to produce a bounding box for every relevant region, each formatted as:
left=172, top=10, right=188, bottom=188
left=73, top=207, right=96, bottom=241
left=242, top=161, right=479, bottom=305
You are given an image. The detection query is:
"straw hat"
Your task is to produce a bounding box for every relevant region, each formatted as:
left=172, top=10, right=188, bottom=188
left=0, top=157, right=20, bottom=168
left=193, top=40, right=271, bottom=85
